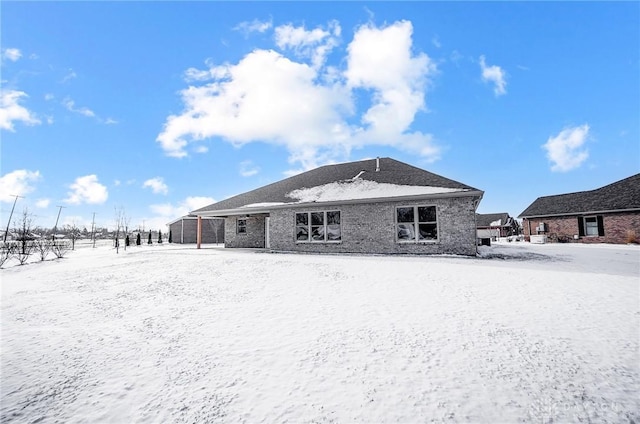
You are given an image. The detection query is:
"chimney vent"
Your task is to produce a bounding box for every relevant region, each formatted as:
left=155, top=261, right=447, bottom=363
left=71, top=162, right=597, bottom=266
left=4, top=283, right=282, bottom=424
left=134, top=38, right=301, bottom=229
left=375, top=157, right=380, bottom=172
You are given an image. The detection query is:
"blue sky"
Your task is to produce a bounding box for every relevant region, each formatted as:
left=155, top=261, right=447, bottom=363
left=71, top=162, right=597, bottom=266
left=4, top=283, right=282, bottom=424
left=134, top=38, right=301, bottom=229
left=2, top=2, right=638, bottom=232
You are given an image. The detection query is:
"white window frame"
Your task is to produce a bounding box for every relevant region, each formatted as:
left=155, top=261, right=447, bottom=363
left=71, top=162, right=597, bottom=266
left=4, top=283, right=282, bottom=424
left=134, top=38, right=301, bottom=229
left=237, top=218, right=247, bottom=235
left=583, top=216, right=599, bottom=237
left=396, top=205, right=439, bottom=243
left=295, top=210, right=341, bottom=243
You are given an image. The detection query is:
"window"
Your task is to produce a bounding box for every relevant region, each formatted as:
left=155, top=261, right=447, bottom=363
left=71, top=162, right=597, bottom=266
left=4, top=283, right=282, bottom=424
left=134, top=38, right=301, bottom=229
left=584, top=217, right=598, bottom=236
left=397, top=206, right=438, bottom=242
left=237, top=218, right=247, bottom=234
left=295, top=211, right=341, bottom=242
left=579, top=216, right=604, bottom=237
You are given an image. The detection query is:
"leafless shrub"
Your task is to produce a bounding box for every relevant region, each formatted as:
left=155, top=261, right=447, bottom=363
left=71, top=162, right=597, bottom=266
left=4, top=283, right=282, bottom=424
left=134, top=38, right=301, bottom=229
left=626, top=230, right=638, bottom=244
left=15, top=242, right=33, bottom=265
left=0, top=242, right=16, bottom=268
left=51, top=241, right=71, bottom=259
left=34, top=238, right=51, bottom=261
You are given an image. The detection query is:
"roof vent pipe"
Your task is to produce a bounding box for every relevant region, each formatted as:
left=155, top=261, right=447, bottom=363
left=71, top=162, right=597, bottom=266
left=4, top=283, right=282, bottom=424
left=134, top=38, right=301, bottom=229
left=376, top=157, right=380, bottom=172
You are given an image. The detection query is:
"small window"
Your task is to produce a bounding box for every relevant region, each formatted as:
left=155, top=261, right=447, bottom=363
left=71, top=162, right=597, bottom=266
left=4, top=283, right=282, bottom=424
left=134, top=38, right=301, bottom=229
left=584, top=217, right=598, bottom=236
left=237, top=218, right=247, bottom=234
left=397, top=205, right=438, bottom=242
left=295, top=211, right=341, bottom=242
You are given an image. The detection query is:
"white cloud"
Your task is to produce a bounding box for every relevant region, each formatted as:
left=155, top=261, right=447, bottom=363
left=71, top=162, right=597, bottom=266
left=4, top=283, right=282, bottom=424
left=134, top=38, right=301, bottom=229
left=479, top=55, right=507, bottom=96
left=44, top=93, right=55, bottom=101
left=61, top=69, right=77, bottom=83
left=275, top=21, right=341, bottom=69
left=543, top=124, right=590, bottom=172
left=431, top=36, right=441, bottom=49
left=143, top=177, right=169, bottom=195
left=35, top=198, right=50, bottom=208
left=0, top=170, right=41, bottom=202
left=234, top=18, right=273, bottom=36
left=0, top=90, right=41, bottom=131
left=157, top=19, right=440, bottom=170
left=65, top=175, right=108, bottom=205
left=105, top=117, right=118, bottom=125
left=239, top=160, right=259, bottom=177
left=2, top=48, right=22, bottom=62
left=147, top=196, right=216, bottom=229
left=62, top=97, right=95, bottom=117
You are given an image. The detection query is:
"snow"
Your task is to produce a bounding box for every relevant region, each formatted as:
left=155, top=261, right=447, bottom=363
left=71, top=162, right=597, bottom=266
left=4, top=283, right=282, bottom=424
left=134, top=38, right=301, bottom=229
left=287, top=179, right=468, bottom=203
left=489, top=219, right=502, bottom=226
left=240, top=202, right=287, bottom=208
left=2, top=241, right=639, bottom=423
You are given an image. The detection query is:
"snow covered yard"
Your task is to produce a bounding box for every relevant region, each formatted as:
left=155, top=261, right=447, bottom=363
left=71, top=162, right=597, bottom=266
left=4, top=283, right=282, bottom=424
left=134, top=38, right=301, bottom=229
left=1, top=242, right=639, bottom=423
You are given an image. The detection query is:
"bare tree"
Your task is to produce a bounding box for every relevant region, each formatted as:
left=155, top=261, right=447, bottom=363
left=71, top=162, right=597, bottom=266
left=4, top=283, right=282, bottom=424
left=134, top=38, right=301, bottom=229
left=122, top=210, right=131, bottom=251
left=13, top=208, right=34, bottom=265
left=64, top=222, right=80, bottom=250
left=113, top=207, right=122, bottom=254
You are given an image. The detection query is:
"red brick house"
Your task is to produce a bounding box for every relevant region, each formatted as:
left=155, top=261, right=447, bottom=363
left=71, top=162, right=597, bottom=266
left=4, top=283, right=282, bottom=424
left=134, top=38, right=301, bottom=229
left=189, top=157, right=484, bottom=256
left=518, top=173, right=640, bottom=244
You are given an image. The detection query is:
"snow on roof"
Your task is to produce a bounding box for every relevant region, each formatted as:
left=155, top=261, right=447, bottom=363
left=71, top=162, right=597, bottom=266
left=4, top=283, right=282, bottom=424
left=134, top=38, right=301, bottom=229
left=286, top=178, right=468, bottom=203
left=240, top=202, right=288, bottom=208
left=489, top=219, right=502, bottom=226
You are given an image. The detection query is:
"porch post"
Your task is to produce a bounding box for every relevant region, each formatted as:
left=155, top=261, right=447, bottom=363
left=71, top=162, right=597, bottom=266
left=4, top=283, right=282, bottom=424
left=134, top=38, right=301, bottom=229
left=197, top=216, right=202, bottom=249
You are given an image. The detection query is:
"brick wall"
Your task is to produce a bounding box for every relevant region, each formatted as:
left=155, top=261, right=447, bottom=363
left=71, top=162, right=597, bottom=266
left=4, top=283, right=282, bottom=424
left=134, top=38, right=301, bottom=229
left=224, top=214, right=267, bottom=248
left=169, top=218, right=224, bottom=244
left=522, top=212, right=640, bottom=244
left=265, top=196, right=480, bottom=256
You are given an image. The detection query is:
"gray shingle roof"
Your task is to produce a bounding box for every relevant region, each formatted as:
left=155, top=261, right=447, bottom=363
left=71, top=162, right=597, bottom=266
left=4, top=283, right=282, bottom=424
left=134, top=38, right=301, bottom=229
left=192, top=157, right=480, bottom=214
left=518, top=173, right=640, bottom=218
left=476, top=213, right=511, bottom=227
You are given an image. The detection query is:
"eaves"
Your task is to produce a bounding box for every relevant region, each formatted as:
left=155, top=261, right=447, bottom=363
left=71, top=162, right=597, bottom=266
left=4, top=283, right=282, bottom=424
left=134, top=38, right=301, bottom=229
left=195, top=189, right=484, bottom=217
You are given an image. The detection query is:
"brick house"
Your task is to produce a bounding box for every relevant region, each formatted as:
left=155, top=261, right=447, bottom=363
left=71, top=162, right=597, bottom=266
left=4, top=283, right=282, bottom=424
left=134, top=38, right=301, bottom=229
left=518, top=173, right=640, bottom=244
left=189, top=157, right=484, bottom=256
left=168, top=216, right=224, bottom=244
left=476, top=212, right=519, bottom=239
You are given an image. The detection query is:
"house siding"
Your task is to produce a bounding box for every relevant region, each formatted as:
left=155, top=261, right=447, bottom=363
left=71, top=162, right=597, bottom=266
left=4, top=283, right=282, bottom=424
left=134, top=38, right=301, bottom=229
left=262, top=196, right=479, bottom=256
left=522, top=212, right=640, bottom=244
left=169, top=218, right=224, bottom=244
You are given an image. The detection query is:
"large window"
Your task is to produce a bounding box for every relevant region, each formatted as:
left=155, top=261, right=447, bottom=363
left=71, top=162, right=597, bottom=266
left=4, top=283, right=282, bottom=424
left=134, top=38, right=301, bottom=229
left=296, top=211, right=341, bottom=242
left=396, top=206, right=438, bottom=242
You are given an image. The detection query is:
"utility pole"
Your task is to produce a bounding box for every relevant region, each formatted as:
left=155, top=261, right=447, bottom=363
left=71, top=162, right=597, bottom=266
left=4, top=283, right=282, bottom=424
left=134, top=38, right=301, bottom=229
left=3, top=195, right=23, bottom=242
left=52, top=205, right=66, bottom=245
left=91, top=212, right=96, bottom=248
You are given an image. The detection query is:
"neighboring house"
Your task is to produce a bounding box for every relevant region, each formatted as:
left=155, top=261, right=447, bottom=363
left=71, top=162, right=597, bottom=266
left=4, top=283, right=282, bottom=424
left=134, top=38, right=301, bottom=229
left=476, top=213, right=519, bottom=239
left=518, top=173, right=640, bottom=244
left=189, top=157, right=484, bottom=256
left=168, top=216, right=224, bottom=244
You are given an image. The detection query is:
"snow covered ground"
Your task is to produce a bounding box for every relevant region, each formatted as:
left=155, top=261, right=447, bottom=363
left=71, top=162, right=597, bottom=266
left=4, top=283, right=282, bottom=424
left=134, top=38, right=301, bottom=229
left=2, top=241, right=639, bottom=423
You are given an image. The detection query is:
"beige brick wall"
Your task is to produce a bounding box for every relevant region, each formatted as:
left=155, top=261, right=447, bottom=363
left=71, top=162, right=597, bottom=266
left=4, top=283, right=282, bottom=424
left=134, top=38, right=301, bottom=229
left=224, top=214, right=267, bottom=248
left=262, top=196, right=480, bottom=256
left=522, top=212, right=640, bottom=244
